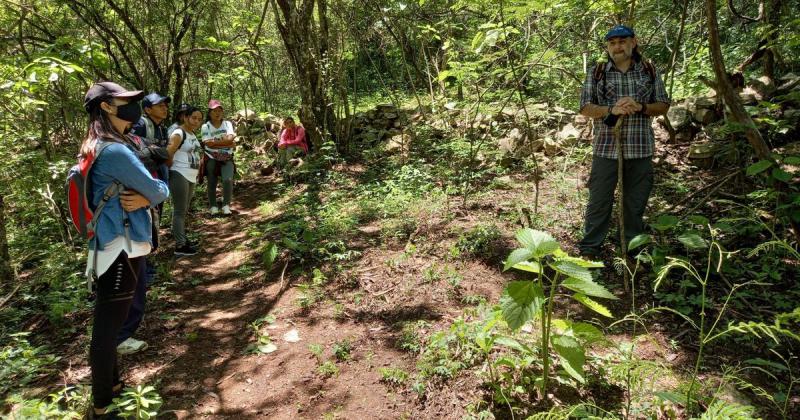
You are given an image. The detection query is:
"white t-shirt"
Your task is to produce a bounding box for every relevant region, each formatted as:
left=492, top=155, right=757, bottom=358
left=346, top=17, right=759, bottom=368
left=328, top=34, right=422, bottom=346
left=86, top=235, right=151, bottom=278
left=170, top=128, right=201, bottom=183
left=201, top=120, right=235, bottom=158
left=167, top=123, right=179, bottom=137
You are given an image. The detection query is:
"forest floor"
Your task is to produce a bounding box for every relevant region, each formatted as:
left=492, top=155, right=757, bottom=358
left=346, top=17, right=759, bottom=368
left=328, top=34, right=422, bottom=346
left=42, top=123, right=799, bottom=419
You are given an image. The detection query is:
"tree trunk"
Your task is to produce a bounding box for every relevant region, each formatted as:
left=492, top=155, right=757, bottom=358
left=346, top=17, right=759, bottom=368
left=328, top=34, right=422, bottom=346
left=0, top=193, right=12, bottom=288
left=705, top=0, right=771, bottom=160
left=271, top=0, right=337, bottom=150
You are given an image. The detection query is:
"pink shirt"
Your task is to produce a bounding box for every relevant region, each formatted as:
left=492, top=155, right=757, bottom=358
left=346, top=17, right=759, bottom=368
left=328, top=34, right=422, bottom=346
left=278, top=126, right=308, bottom=153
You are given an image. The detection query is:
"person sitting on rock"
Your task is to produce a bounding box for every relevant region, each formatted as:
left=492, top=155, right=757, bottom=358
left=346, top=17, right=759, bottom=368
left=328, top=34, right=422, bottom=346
left=277, top=117, right=308, bottom=168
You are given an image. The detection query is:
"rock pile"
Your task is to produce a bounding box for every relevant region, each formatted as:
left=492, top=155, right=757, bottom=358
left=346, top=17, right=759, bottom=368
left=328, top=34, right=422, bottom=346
left=346, top=104, right=408, bottom=144
left=665, top=72, right=800, bottom=167
left=230, top=109, right=281, bottom=154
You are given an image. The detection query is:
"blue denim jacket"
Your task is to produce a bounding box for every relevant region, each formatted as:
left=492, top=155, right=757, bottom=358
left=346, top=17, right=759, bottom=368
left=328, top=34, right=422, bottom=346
left=89, top=140, right=170, bottom=250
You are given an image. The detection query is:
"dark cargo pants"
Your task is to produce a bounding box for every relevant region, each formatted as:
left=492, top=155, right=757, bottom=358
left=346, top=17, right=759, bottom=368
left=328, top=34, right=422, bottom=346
left=578, top=156, right=653, bottom=255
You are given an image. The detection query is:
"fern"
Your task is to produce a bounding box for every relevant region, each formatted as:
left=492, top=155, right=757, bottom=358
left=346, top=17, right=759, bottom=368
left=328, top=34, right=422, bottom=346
left=696, top=400, right=758, bottom=420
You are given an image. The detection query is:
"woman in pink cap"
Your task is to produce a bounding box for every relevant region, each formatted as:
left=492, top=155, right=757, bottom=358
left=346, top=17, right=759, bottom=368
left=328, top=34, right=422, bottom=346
left=201, top=99, right=236, bottom=215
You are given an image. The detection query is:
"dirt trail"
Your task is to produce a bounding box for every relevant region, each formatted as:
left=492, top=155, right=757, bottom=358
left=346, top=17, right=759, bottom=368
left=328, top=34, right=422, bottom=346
left=109, top=177, right=499, bottom=419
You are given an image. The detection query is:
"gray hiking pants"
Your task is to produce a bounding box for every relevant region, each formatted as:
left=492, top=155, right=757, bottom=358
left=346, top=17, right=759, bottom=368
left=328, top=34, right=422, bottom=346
left=578, top=156, right=653, bottom=255
left=206, top=159, right=234, bottom=208
left=169, top=171, right=195, bottom=247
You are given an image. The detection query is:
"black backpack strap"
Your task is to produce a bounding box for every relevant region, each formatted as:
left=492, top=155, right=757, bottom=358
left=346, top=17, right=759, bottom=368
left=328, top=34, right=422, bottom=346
left=642, top=59, right=656, bottom=81
left=593, top=61, right=606, bottom=81
left=174, top=128, right=188, bottom=150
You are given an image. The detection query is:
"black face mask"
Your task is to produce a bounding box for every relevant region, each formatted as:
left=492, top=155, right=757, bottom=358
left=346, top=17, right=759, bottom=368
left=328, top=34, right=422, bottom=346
left=115, top=101, right=142, bottom=123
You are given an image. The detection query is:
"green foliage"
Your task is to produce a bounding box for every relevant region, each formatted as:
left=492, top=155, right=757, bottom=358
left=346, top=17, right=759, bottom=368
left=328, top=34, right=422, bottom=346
left=4, top=385, right=90, bottom=419
left=455, top=223, right=502, bottom=259
left=332, top=339, right=352, bottom=362
left=501, top=229, right=612, bottom=398
left=107, top=385, right=163, bottom=419
left=317, top=361, right=340, bottom=378
left=379, top=367, right=409, bottom=386
left=0, top=333, right=59, bottom=398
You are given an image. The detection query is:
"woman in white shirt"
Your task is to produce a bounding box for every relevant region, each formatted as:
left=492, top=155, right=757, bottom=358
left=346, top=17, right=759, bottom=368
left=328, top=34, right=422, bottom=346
left=167, top=105, right=203, bottom=256
left=201, top=99, right=236, bottom=216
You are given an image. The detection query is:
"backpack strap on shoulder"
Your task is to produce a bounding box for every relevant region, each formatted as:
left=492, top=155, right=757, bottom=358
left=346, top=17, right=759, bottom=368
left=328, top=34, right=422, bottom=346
left=642, top=59, right=656, bottom=81
left=593, top=61, right=606, bottom=81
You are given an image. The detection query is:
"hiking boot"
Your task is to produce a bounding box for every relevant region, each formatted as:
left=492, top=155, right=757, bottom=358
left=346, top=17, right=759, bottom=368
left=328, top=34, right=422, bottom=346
left=175, top=243, right=198, bottom=256
left=222, top=205, right=232, bottom=215
left=117, top=337, right=148, bottom=355
left=210, top=206, right=219, bottom=216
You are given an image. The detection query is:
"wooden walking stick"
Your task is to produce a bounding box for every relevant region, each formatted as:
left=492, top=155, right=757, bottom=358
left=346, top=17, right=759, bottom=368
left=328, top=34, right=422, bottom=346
left=613, top=116, right=630, bottom=293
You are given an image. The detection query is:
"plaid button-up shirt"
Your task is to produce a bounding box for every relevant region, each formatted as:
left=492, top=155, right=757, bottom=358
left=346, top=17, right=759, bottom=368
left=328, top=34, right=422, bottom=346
left=579, top=60, right=670, bottom=159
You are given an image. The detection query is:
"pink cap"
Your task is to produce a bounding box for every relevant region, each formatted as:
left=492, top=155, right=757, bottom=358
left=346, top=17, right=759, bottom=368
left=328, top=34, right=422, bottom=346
left=208, top=99, right=223, bottom=109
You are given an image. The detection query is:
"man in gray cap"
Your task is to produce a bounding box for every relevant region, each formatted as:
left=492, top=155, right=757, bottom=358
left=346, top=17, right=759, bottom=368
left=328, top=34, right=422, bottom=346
left=577, top=25, right=671, bottom=259
left=118, top=92, right=171, bottom=355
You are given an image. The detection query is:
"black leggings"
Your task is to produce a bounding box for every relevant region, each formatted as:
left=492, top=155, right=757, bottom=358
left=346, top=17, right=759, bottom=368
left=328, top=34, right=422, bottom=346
left=90, top=252, right=142, bottom=409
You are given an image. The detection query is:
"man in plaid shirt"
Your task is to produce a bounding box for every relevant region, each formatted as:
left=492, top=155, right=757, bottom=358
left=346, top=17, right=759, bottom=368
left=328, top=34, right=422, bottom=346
left=578, top=25, right=670, bottom=258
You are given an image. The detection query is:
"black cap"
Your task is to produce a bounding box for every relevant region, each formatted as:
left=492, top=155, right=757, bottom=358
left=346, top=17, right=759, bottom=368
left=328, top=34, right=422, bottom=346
left=84, top=81, right=144, bottom=112
left=142, top=92, right=171, bottom=108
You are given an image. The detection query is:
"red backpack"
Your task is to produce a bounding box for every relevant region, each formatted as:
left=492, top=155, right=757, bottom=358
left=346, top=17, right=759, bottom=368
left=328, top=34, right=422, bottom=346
left=65, top=141, right=124, bottom=240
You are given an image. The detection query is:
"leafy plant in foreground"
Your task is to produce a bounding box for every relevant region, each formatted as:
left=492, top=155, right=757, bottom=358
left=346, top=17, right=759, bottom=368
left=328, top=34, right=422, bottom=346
left=107, top=385, right=162, bottom=419
left=653, top=228, right=799, bottom=415
left=501, top=229, right=614, bottom=400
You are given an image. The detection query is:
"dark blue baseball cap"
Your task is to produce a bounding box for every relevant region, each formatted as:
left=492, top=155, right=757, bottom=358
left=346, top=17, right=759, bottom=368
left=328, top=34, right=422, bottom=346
left=605, top=25, right=635, bottom=40
left=142, top=92, right=171, bottom=108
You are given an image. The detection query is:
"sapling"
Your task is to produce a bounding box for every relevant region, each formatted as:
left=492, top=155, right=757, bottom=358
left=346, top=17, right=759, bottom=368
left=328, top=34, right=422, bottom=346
left=502, top=229, right=615, bottom=400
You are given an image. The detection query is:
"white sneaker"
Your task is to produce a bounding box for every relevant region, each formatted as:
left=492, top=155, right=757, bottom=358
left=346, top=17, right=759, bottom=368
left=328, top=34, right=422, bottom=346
left=117, top=337, right=149, bottom=355
left=210, top=206, right=219, bottom=215
left=222, top=205, right=232, bottom=215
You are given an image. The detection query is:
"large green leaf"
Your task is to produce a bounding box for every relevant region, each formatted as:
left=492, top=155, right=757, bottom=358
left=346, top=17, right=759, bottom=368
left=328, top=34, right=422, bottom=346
left=572, top=293, right=613, bottom=318
left=552, top=249, right=603, bottom=268
left=261, top=242, right=279, bottom=271
left=677, top=232, right=708, bottom=250
left=494, top=336, right=534, bottom=354
left=551, top=335, right=585, bottom=383
left=503, top=248, right=533, bottom=271
left=500, top=293, right=538, bottom=331
left=772, top=167, right=792, bottom=182
left=572, top=322, right=606, bottom=344
left=561, top=277, right=617, bottom=300
left=515, top=229, right=559, bottom=257
left=628, top=234, right=652, bottom=251
left=507, top=281, right=545, bottom=307
left=550, top=260, right=592, bottom=282
left=511, top=261, right=542, bottom=273
left=650, top=214, right=679, bottom=232
left=746, top=159, right=773, bottom=176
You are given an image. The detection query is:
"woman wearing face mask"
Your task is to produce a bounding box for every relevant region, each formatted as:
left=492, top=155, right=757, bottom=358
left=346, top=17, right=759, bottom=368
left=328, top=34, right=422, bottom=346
left=166, top=105, right=203, bottom=256
left=81, top=82, right=170, bottom=419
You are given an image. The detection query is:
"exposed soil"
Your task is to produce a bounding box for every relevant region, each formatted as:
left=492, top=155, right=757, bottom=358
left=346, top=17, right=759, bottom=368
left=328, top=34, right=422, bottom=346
left=47, top=127, right=798, bottom=419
